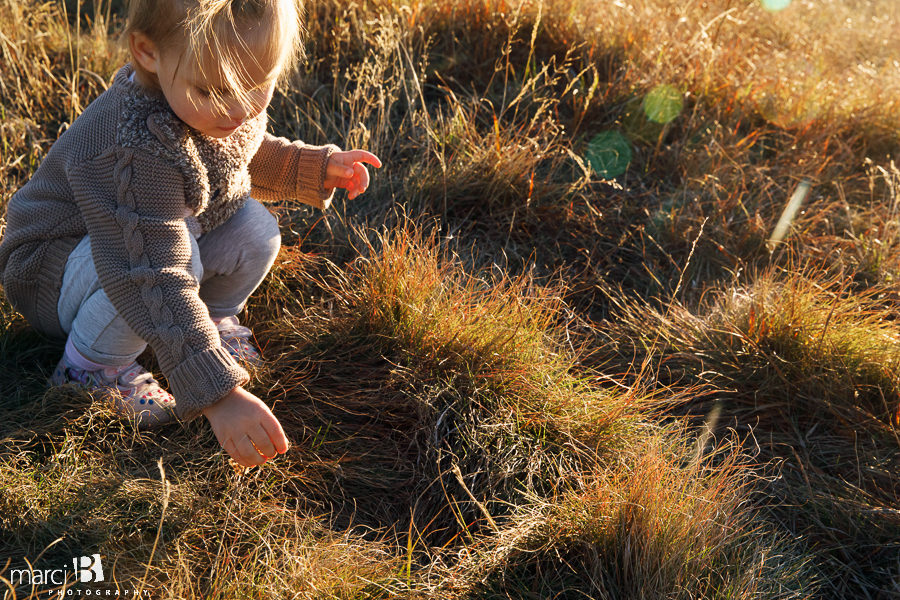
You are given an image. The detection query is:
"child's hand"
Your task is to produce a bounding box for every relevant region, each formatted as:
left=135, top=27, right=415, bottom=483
left=324, top=150, right=382, bottom=200
left=201, top=386, right=290, bottom=468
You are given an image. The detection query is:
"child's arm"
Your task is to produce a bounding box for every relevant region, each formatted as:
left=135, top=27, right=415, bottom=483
left=248, top=133, right=382, bottom=207
left=71, top=151, right=288, bottom=467
left=248, top=134, right=340, bottom=209
left=69, top=151, right=249, bottom=420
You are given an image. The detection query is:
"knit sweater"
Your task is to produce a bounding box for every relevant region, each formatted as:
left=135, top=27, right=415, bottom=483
left=0, top=63, right=339, bottom=421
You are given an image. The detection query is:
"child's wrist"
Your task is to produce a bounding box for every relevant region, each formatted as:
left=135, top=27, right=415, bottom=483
left=201, top=385, right=242, bottom=415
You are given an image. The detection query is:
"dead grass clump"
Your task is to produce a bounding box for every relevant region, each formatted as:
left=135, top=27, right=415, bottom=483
left=601, top=268, right=900, bottom=427
left=245, top=221, right=642, bottom=555
left=432, top=428, right=817, bottom=599
left=405, top=96, right=563, bottom=225
left=805, top=161, right=900, bottom=289
left=146, top=500, right=402, bottom=599
left=589, top=267, right=900, bottom=597
left=334, top=221, right=637, bottom=445
left=573, top=0, right=900, bottom=136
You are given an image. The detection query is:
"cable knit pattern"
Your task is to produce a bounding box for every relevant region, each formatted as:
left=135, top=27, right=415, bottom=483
left=0, top=63, right=339, bottom=421
left=113, top=149, right=186, bottom=364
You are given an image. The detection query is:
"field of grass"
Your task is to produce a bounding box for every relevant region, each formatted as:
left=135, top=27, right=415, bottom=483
left=1, top=0, right=899, bottom=597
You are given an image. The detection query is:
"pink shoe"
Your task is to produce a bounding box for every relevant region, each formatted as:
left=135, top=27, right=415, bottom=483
left=50, top=355, right=177, bottom=430
left=215, top=316, right=262, bottom=367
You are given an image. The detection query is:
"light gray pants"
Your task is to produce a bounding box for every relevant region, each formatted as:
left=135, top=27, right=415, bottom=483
left=57, top=198, right=281, bottom=366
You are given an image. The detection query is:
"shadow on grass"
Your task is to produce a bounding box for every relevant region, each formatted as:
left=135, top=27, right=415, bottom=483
left=257, top=330, right=579, bottom=556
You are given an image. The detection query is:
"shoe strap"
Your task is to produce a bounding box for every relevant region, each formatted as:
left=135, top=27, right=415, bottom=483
left=113, top=362, right=156, bottom=388
left=217, top=323, right=254, bottom=340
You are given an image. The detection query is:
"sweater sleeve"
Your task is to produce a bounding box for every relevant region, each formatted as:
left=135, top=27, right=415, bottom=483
left=68, top=147, right=250, bottom=422
left=248, top=133, right=340, bottom=210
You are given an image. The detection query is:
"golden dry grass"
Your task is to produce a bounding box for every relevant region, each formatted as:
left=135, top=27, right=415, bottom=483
left=1, top=0, right=899, bottom=597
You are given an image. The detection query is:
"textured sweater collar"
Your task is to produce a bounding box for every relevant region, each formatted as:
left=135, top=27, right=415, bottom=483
left=112, top=63, right=267, bottom=225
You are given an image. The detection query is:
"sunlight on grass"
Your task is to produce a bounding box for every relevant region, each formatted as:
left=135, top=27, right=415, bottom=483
left=1, top=0, right=899, bottom=596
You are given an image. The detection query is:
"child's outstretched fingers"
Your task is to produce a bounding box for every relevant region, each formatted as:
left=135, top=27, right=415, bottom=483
left=348, top=161, right=370, bottom=200
left=261, top=411, right=291, bottom=455
left=343, top=149, right=382, bottom=169
left=324, top=150, right=382, bottom=199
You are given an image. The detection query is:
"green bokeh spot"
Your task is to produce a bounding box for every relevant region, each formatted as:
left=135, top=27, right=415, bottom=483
left=642, top=85, right=683, bottom=124
left=761, top=0, right=791, bottom=11
left=586, top=131, right=632, bottom=179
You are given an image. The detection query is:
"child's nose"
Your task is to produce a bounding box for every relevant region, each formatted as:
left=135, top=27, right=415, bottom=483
left=226, top=103, right=249, bottom=124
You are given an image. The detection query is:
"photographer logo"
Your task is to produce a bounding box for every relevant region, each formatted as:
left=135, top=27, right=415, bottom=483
left=9, top=554, right=103, bottom=586
left=74, top=554, right=104, bottom=583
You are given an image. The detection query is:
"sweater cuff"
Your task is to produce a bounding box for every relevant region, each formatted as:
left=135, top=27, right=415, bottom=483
left=294, top=143, right=340, bottom=210
left=167, top=346, right=250, bottom=422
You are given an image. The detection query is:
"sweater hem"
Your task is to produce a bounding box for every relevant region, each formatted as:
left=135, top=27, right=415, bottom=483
left=3, top=237, right=82, bottom=340
left=167, top=346, right=250, bottom=421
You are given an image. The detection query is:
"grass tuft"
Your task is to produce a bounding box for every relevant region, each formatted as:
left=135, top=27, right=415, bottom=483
left=2, top=0, right=900, bottom=596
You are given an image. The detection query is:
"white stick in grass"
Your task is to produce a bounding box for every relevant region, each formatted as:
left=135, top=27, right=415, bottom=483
left=768, top=179, right=812, bottom=251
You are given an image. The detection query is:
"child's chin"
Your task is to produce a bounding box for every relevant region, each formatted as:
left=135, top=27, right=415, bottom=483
left=193, top=122, right=241, bottom=138
left=205, top=128, right=239, bottom=138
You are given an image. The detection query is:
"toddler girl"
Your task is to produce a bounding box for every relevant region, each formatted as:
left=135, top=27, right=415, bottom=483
left=0, top=0, right=381, bottom=468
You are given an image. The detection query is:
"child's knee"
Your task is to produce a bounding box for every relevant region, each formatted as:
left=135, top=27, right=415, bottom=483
left=244, top=198, right=281, bottom=261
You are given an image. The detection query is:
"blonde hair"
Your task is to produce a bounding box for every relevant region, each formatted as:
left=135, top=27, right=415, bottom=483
left=124, top=0, right=305, bottom=111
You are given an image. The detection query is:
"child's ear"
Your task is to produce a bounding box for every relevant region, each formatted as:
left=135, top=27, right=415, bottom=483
left=129, top=31, right=160, bottom=75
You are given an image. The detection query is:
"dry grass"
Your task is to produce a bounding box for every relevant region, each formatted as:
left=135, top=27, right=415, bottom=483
left=590, top=265, right=900, bottom=597
left=431, top=430, right=817, bottom=599
left=2, top=0, right=899, bottom=597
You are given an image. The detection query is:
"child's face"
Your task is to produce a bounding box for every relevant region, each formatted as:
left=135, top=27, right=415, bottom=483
left=134, top=32, right=280, bottom=138
left=159, top=52, right=278, bottom=138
